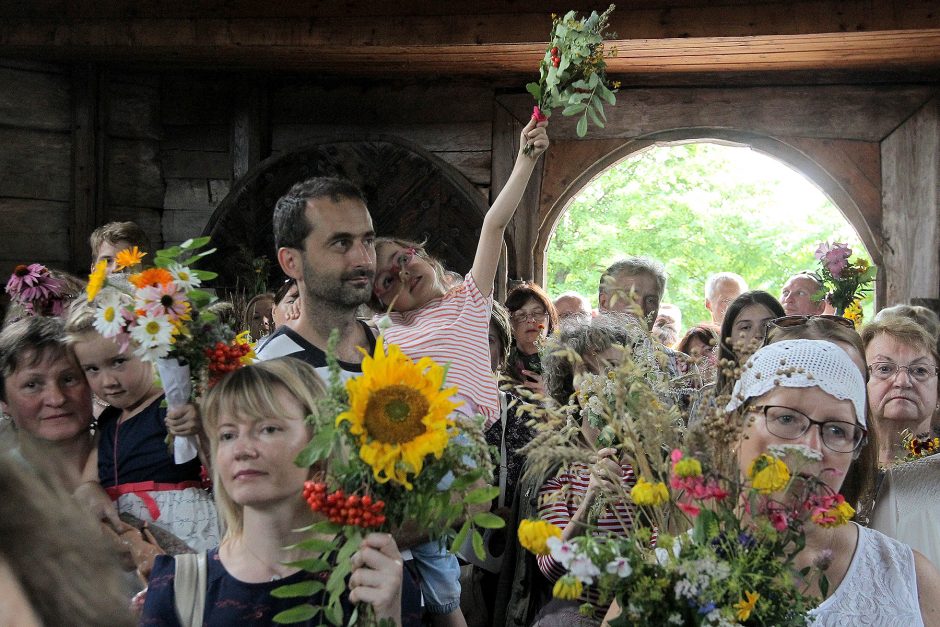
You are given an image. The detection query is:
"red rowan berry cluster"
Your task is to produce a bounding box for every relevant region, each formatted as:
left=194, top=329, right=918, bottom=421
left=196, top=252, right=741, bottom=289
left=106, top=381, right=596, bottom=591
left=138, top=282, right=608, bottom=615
left=206, top=341, right=252, bottom=385
left=303, top=482, right=387, bottom=529
left=550, top=46, right=561, bottom=68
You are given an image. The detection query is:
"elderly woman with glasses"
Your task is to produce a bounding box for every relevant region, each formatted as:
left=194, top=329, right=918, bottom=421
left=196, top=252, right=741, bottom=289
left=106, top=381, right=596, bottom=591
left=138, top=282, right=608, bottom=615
left=860, top=316, right=939, bottom=466
left=605, top=339, right=940, bottom=626
left=504, top=283, right=559, bottom=395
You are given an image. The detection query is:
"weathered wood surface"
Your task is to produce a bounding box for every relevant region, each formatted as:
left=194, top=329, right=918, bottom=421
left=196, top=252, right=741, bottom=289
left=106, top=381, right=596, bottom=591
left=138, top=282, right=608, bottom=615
left=202, top=136, right=489, bottom=290
left=498, top=86, right=937, bottom=143
left=104, top=205, right=163, bottom=250
left=0, top=66, right=70, bottom=130
left=0, top=199, right=70, bottom=272
left=71, top=63, right=98, bottom=274
left=106, top=138, right=164, bottom=208
left=162, top=125, right=228, bottom=151
left=882, top=97, right=940, bottom=303
left=231, top=82, right=268, bottom=180
left=271, top=122, right=492, bottom=154
left=107, top=78, right=162, bottom=140
left=163, top=178, right=230, bottom=245
left=0, top=127, right=71, bottom=200
left=161, top=148, right=230, bottom=179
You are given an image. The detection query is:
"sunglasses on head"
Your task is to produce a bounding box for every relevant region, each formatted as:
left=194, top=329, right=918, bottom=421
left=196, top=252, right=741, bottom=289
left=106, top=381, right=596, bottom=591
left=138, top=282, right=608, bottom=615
left=764, top=315, right=855, bottom=340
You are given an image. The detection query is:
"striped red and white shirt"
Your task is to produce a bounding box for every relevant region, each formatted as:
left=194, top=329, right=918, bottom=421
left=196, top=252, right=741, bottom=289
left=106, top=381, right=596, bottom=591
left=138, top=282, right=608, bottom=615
left=537, top=462, right=640, bottom=610
left=380, top=272, right=499, bottom=427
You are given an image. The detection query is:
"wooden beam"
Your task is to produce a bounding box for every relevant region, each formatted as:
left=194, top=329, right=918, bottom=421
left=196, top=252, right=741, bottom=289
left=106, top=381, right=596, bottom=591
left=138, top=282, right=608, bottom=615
left=498, top=85, right=937, bottom=142
left=231, top=80, right=269, bottom=181
left=2, top=17, right=940, bottom=76
left=70, top=63, right=98, bottom=274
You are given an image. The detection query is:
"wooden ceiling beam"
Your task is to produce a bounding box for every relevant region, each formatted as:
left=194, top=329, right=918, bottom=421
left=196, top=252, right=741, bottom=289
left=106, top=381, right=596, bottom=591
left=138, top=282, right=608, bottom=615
left=2, top=26, right=939, bottom=76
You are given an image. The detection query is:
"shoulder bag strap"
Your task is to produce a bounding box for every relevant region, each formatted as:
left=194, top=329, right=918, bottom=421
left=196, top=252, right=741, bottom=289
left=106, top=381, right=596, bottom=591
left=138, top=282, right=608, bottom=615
left=173, top=551, right=208, bottom=627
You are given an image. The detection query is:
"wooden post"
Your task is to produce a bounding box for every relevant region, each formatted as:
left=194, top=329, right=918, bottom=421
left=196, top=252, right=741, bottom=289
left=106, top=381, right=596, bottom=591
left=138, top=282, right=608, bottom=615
left=70, top=63, right=100, bottom=274
left=881, top=96, right=940, bottom=305
left=231, top=80, right=269, bottom=181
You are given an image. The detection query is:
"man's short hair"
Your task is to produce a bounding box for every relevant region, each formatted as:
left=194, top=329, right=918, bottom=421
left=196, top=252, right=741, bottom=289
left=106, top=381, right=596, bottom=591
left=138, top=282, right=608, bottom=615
left=88, top=221, right=151, bottom=257
left=273, top=177, right=368, bottom=251
left=704, top=272, right=748, bottom=302
left=599, top=256, right=666, bottom=298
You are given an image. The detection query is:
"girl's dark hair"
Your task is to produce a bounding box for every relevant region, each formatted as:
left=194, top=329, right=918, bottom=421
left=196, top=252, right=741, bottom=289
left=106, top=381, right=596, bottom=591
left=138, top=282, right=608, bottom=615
left=717, top=290, right=785, bottom=390
left=274, top=278, right=297, bottom=306
left=504, top=282, right=559, bottom=335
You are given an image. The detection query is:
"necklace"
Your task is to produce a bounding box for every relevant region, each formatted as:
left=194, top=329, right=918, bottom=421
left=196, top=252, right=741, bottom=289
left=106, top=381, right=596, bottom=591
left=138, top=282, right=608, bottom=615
left=240, top=541, right=291, bottom=582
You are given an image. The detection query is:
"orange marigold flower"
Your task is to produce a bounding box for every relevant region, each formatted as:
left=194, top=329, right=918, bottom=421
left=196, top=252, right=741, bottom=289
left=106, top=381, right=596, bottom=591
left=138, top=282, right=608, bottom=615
left=129, top=268, right=174, bottom=289
left=114, top=246, right=146, bottom=271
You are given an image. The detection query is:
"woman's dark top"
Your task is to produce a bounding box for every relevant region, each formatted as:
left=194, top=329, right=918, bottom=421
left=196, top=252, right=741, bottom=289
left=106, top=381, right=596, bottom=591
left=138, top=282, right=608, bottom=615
left=506, top=346, right=542, bottom=386
left=140, top=548, right=424, bottom=626
left=484, top=391, right=535, bottom=507
left=98, top=396, right=201, bottom=488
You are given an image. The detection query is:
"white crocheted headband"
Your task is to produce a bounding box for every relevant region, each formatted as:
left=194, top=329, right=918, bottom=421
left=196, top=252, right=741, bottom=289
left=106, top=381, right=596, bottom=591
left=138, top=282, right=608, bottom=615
left=726, top=339, right=867, bottom=427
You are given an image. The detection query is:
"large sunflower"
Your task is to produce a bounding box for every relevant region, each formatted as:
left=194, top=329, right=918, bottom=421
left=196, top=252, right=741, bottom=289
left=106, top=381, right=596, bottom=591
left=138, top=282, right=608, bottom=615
left=337, top=339, right=458, bottom=489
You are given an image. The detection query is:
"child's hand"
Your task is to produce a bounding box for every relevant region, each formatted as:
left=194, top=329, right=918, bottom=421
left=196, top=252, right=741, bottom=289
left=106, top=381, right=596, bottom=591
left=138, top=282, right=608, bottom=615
left=165, top=403, right=201, bottom=437
left=519, top=116, right=550, bottom=160
left=348, top=533, right=403, bottom=624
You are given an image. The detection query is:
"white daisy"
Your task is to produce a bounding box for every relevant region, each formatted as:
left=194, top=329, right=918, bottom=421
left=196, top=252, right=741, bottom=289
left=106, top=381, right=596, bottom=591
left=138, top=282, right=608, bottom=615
left=167, top=262, right=201, bottom=291
left=92, top=290, right=128, bottom=338
left=130, top=312, right=175, bottom=350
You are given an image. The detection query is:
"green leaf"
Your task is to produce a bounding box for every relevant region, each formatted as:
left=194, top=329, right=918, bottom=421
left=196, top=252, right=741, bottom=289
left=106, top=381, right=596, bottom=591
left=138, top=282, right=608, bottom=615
left=471, top=529, right=485, bottom=560
left=156, top=246, right=182, bottom=258
left=592, top=97, right=607, bottom=121
left=294, top=520, right=343, bottom=535
left=449, top=469, right=483, bottom=491
left=272, top=604, right=318, bottom=624
left=562, top=103, right=587, bottom=116
left=526, top=82, right=542, bottom=103
left=283, top=557, right=330, bottom=572
left=153, top=257, right=171, bottom=269
left=588, top=105, right=605, bottom=128
left=192, top=269, right=218, bottom=280
left=451, top=520, right=471, bottom=555
left=576, top=113, right=589, bottom=137
left=188, top=289, right=213, bottom=308
left=294, top=425, right=335, bottom=467
left=599, top=84, right=616, bottom=106
left=324, top=602, right=343, bottom=626
left=463, top=485, right=500, bottom=505
left=820, top=574, right=829, bottom=598
left=287, top=537, right=336, bottom=553
left=181, top=236, right=211, bottom=249
left=270, top=580, right=325, bottom=599
left=472, top=512, right=506, bottom=529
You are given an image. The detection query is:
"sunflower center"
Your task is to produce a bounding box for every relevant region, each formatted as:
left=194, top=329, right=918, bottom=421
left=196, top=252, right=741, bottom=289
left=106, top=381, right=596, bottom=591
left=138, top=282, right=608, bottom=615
left=363, top=384, right=429, bottom=444
left=145, top=320, right=161, bottom=334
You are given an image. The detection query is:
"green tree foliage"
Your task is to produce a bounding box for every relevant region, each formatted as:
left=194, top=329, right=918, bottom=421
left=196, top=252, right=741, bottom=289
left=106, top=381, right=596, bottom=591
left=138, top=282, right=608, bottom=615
left=546, top=143, right=873, bottom=331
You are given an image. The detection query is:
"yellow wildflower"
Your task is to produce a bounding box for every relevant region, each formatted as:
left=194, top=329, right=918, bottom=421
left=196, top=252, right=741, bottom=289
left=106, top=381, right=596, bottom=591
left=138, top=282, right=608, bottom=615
left=630, top=478, right=670, bottom=506
left=734, top=591, right=760, bottom=621
left=843, top=300, right=863, bottom=328
left=114, top=246, right=146, bottom=270
left=674, top=458, right=702, bottom=478
left=517, top=519, right=561, bottom=556
left=336, top=339, right=458, bottom=489
left=234, top=330, right=257, bottom=365
left=552, top=575, right=582, bottom=601
left=87, top=260, right=107, bottom=302
left=748, top=454, right=791, bottom=494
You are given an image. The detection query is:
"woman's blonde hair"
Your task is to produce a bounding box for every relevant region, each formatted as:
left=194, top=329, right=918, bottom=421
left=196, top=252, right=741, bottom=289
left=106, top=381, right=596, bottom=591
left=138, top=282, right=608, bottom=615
left=200, top=358, right=327, bottom=538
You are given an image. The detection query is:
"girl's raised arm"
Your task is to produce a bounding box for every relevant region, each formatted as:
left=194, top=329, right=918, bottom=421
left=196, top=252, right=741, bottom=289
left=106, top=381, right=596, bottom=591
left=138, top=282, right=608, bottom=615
left=471, top=117, right=549, bottom=296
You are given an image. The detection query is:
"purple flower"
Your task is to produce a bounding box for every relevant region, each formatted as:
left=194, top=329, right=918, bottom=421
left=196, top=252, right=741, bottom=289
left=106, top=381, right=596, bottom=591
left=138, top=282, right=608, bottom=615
left=5, top=263, right=66, bottom=315
left=815, top=242, right=852, bottom=279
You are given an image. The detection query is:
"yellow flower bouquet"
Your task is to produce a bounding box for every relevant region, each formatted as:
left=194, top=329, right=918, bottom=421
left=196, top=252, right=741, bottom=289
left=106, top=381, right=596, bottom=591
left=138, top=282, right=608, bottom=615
left=274, top=335, right=501, bottom=625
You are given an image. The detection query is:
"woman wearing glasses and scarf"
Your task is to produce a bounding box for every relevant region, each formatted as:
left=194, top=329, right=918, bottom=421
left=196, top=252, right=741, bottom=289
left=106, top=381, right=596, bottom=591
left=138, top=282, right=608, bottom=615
left=504, top=283, right=559, bottom=396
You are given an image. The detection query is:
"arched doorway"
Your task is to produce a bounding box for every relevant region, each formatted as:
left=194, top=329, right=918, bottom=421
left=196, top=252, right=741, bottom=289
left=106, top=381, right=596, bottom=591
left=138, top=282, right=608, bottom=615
left=534, top=129, right=884, bottom=307
left=201, top=135, right=493, bottom=291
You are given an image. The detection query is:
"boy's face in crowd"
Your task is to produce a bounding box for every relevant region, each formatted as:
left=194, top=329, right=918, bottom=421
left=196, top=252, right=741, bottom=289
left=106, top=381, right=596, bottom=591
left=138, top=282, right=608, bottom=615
left=71, top=333, right=155, bottom=412
left=93, top=239, right=134, bottom=274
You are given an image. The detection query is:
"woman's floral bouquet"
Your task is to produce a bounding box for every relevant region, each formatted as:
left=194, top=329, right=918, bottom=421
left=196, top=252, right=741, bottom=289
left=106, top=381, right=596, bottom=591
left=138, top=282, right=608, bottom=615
left=524, top=5, right=619, bottom=150
left=517, top=343, right=849, bottom=625
left=813, top=242, right=877, bottom=320
left=5, top=262, right=69, bottom=317
left=274, top=335, right=501, bottom=626
left=86, top=238, right=253, bottom=460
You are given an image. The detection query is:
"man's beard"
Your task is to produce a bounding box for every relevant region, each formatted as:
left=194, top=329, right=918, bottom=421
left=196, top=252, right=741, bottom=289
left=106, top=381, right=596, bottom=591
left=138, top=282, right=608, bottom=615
left=302, top=264, right=375, bottom=309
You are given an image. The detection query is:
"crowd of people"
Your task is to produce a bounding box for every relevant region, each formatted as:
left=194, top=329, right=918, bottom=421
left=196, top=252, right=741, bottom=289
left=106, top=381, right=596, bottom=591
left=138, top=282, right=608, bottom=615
left=2, top=117, right=940, bottom=626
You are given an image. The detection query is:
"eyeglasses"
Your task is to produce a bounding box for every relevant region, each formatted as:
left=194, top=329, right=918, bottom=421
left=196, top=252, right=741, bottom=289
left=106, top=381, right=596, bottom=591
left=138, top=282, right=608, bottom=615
left=510, top=311, right=549, bottom=324
left=867, top=362, right=939, bottom=383
left=752, top=405, right=866, bottom=453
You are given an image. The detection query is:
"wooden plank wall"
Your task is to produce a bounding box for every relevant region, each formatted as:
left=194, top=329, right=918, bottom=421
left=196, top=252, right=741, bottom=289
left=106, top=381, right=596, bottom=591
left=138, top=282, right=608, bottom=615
left=0, top=60, right=72, bottom=276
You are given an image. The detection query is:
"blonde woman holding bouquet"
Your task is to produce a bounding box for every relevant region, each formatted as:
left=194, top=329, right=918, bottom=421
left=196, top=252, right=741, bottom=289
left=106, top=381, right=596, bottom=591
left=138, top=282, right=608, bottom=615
left=603, top=339, right=940, bottom=626
left=140, top=358, right=422, bottom=626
